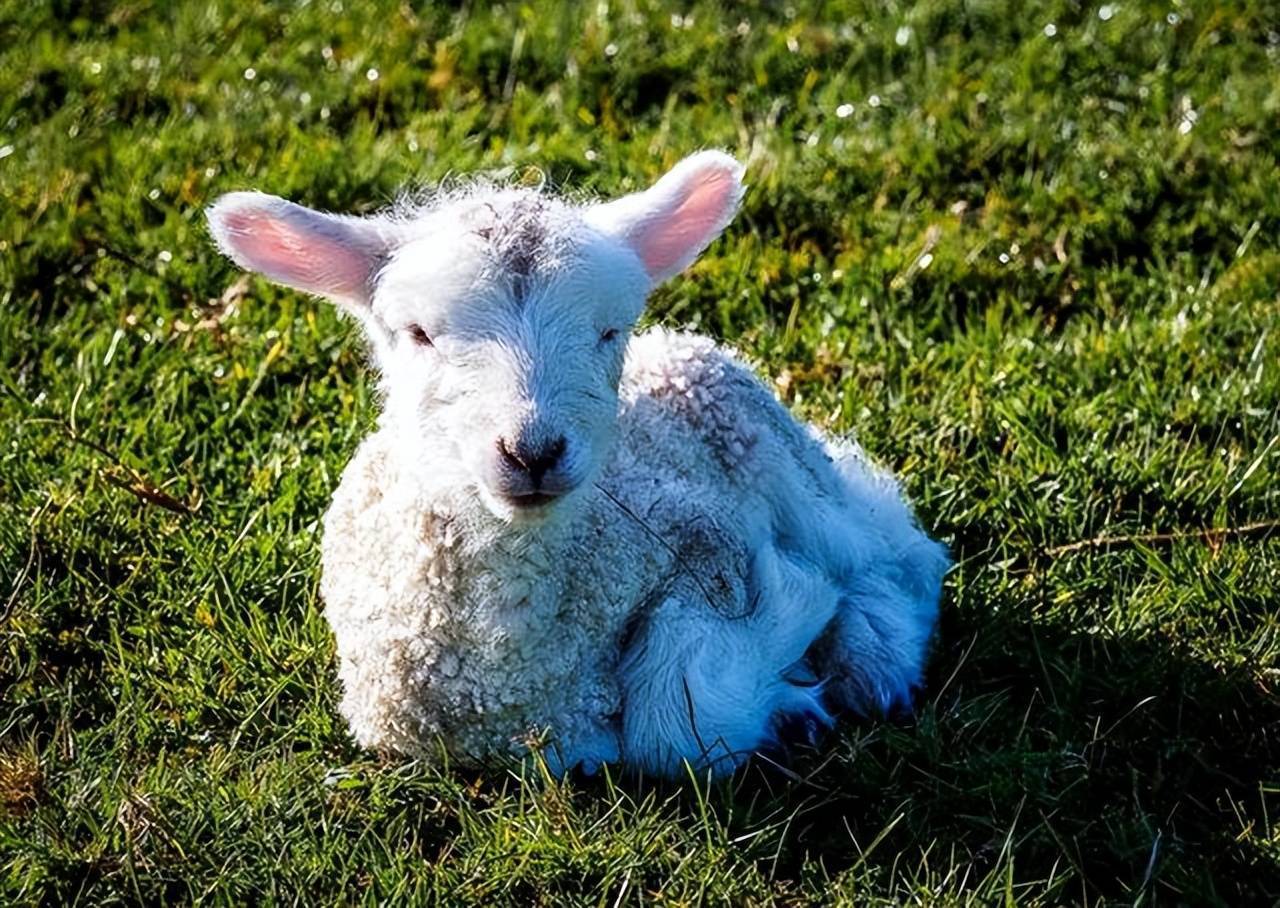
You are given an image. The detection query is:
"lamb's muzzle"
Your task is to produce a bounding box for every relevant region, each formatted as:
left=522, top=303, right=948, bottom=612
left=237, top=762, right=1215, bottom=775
left=494, top=433, right=573, bottom=504
left=206, top=150, right=950, bottom=778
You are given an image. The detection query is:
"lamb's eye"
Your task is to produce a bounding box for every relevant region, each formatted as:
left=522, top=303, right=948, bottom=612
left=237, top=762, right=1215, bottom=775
left=405, top=324, right=433, bottom=347
left=599, top=327, right=620, bottom=344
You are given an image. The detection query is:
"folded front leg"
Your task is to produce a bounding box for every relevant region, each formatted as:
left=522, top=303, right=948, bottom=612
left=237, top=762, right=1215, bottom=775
left=618, top=541, right=842, bottom=776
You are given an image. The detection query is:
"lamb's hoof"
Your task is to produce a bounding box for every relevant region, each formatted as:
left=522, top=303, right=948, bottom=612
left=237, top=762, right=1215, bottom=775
left=888, top=683, right=924, bottom=720
left=771, top=708, right=830, bottom=752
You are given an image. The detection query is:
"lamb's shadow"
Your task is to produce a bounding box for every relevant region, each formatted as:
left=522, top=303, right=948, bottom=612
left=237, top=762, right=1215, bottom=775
left=572, top=578, right=1280, bottom=904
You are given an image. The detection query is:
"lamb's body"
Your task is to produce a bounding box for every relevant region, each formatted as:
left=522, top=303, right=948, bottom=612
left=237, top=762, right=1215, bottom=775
left=209, top=150, right=949, bottom=776
left=322, top=328, right=949, bottom=775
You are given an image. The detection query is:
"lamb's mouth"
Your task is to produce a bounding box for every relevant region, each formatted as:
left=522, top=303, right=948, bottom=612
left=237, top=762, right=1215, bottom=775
left=503, top=490, right=565, bottom=509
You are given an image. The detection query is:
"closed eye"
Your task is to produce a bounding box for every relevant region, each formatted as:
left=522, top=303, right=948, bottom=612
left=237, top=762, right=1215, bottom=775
left=404, top=324, right=433, bottom=347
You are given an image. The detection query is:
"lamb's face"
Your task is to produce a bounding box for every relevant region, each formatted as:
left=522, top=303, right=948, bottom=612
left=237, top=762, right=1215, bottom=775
left=370, top=197, right=650, bottom=518
left=207, top=151, right=745, bottom=524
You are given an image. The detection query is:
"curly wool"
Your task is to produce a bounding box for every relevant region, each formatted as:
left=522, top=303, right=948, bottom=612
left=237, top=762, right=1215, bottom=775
left=321, top=327, right=949, bottom=775
left=207, top=150, right=950, bottom=777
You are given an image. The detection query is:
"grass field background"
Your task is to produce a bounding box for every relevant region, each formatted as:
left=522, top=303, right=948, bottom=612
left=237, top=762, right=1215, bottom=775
left=3, top=0, right=1280, bottom=903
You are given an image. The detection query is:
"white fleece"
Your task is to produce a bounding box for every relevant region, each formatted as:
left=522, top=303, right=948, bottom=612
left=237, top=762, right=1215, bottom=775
left=208, top=151, right=950, bottom=777
left=321, top=328, right=949, bottom=776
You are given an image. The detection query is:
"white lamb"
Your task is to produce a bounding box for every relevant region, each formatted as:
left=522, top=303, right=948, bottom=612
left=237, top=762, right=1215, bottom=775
left=206, top=151, right=949, bottom=777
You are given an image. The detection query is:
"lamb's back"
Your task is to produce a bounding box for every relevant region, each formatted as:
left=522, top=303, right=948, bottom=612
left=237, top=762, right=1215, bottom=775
left=614, top=328, right=848, bottom=517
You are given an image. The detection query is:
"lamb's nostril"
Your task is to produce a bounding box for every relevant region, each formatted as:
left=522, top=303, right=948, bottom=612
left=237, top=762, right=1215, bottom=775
left=498, top=435, right=567, bottom=487
left=525, top=436, right=566, bottom=484
left=521, top=435, right=566, bottom=486
left=497, top=437, right=525, bottom=472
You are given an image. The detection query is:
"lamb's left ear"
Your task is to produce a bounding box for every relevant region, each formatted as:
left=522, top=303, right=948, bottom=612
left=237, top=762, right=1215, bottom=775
left=585, top=150, right=745, bottom=285
left=206, top=192, right=392, bottom=306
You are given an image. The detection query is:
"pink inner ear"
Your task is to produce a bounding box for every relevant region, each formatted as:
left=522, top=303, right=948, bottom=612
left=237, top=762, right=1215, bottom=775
left=215, top=206, right=375, bottom=301
left=632, top=165, right=741, bottom=281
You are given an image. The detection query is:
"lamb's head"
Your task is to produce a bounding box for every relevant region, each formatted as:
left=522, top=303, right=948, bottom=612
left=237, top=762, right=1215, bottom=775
left=207, top=151, right=744, bottom=521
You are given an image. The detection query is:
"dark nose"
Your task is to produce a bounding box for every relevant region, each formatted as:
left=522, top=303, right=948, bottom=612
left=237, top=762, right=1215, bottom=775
left=497, top=435, right=567, bottom=487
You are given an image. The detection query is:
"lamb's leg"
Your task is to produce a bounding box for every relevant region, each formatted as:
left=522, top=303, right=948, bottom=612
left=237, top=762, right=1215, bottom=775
left=803, top=440, right=950, bottom=716
left=807, top=536, right=949, bottom=716
left=539, top=718, right=622, bottom=777
left=779, top=535, right=943, bottom=719
left=618, top=543, right=841, bottom=776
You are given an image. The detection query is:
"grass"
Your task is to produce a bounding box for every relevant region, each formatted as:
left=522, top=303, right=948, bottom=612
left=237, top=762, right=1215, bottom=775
left=2, top=0, right=1279, bottom=902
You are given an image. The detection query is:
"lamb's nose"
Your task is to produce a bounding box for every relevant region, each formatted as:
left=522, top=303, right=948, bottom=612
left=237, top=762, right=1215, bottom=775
left=497, top=435, right=567, bottom=487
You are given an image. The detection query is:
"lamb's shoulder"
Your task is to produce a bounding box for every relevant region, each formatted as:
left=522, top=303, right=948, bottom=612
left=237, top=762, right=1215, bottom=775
left=619, top=329, right=769, bottom=470
left=320, top=431, right=464, bottom=628
left=618, top=328, right=841, bottom=496
left=318, top=431, right=474, bottom=751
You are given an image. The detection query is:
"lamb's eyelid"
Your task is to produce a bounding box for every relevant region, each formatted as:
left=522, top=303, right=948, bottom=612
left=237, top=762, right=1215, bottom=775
left=398, top=320, right=444, bottom=337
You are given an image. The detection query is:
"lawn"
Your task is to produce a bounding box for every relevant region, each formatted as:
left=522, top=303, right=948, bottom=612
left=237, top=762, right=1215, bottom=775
left=3, top=0, right=1280, bottom=903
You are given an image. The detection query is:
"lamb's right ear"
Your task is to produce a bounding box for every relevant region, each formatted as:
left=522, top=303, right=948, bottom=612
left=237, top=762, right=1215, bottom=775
left=206, top=192, right=391, bottom=305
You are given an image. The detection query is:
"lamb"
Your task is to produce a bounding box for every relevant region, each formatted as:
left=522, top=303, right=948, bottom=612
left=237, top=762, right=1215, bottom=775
left=206, top=151, right=950, bottom=777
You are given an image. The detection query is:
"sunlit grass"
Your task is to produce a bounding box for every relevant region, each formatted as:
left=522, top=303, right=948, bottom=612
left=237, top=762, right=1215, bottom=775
left=3, top=1, right=1280, bottom=903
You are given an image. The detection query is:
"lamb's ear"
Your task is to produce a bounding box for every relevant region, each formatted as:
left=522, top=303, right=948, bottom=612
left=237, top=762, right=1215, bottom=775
left=206, top=192, right=391, bottom=305
left=585, top=150, right=745, bottom=285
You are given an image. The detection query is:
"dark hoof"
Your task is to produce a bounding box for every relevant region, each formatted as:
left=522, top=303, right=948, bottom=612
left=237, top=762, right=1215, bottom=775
left=771, top=708, right=829, bottom=751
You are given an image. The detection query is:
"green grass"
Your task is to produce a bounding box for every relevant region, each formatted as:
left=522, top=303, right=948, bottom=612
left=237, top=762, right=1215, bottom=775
left=3, top=0, right=1280, bottom=902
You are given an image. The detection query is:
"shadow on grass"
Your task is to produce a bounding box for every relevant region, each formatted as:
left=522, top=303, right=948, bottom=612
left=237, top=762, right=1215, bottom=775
left=610, top=596, right=1280, bottom=903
